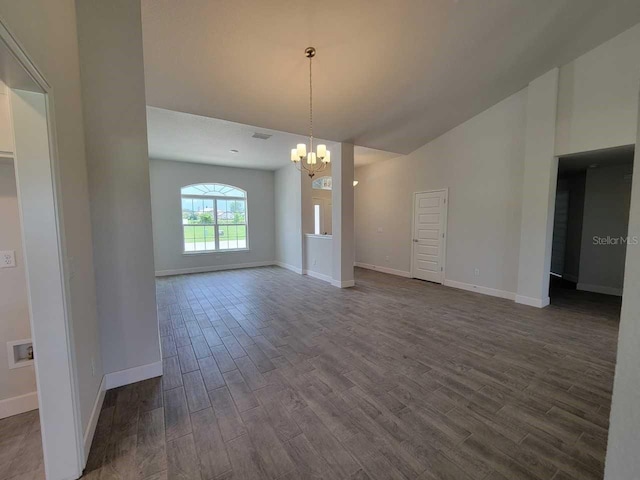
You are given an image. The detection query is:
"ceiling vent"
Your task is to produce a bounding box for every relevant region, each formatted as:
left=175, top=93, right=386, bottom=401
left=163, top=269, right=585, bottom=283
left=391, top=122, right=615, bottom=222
left=252, top=132, right=272, bottom=140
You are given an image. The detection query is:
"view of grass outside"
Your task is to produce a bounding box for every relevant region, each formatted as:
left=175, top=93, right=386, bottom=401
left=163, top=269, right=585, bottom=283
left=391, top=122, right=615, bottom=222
left=182, top=198, right=248, bottom=251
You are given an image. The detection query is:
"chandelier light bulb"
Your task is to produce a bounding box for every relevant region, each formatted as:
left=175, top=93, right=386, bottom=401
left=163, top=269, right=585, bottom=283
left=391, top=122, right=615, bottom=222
left=323, top=151, right=330, bottom=163
left=291, top=148, right=299, bottom=163
left=297, top=143, right=307, bottom=158
left=317, top=144, right=327, bottom=159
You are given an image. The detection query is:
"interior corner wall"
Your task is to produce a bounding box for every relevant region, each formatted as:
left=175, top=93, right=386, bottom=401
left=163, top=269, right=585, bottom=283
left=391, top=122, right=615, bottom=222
left=0, top=162, right=35, bottom=402
left=150, top=159, right=276, bottom=274
left=0, top=0, right=103, bottom=435
left=76, top=0, right=160, bottom=375
left=354, top=89, right=527, bottom=294
left=578, top=164, right=633, bottom=295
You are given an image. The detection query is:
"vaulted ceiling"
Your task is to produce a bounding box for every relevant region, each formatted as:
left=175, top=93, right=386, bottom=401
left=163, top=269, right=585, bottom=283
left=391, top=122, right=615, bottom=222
left=142, top=0, right=640, bottom=155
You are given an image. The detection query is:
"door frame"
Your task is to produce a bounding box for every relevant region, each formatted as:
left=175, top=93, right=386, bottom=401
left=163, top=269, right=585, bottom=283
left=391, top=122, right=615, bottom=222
left=0, top=17, right=84, bottom=479
left=410, top=188, right=449, bottom=284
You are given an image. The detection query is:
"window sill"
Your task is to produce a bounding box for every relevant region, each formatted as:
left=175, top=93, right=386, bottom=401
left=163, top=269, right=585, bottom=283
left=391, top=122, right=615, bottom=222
left=304, top=234, right=332, bottom=239
left=183, top=248, right=250, bottom=256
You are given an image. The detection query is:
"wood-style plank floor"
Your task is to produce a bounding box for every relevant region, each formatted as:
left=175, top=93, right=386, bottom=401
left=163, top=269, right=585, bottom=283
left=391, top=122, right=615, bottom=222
left=83, top=266, right=619, bottom=479
left=0, top=410, right=44, bottom=480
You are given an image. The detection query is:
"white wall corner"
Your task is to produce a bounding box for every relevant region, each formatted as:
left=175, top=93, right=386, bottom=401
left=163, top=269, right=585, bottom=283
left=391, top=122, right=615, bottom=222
left=83, top=375, right=106, bottom=464
left=275, top=261, right=303, bottom=274
left=515, top=294, right=551, bottom=308
left=331, top=279, right=356, bottom=288
left=0, top=391, right=38, bottom=419
left=104, top=361, right=163, bottom=390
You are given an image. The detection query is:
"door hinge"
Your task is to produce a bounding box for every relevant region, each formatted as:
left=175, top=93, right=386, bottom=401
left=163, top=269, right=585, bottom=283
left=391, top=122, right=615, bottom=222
left=441, top=267, right=443, bottom=271
left=442, top=233, right=445, bottom=238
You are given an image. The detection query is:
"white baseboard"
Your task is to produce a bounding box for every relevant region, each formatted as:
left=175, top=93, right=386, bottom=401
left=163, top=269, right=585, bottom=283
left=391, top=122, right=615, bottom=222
left=332, top=279, right=355, bottom=288
left=515, top=294, right=551, bottom=308
left=105, top=361, right=163, bottom=390
left=155, top=261, right=275, bottom=277
left=444, top=279, right=516, bottom=301
left=577, top=283, right=623, bottom=297
left=354, top=262, right=411, bottom=278
left=0, top=391, right=38, bottom=419
left=302, top=269, right=333, bottom=284
left=275, top=262, right=303, bottom=274
left=83, top=375, right=106, bottom=464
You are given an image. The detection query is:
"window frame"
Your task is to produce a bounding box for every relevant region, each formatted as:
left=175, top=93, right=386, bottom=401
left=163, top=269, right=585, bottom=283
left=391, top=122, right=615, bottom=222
left=180, top=184, right=249, bottom=254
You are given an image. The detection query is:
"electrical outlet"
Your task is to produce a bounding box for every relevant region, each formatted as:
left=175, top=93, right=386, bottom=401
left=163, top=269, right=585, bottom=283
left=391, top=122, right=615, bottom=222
left=313, top=259, right=317, bottom=266
left=385, top=256, right=390, bottom=262
left=474, top=268, right=480, bottom=277
left=0, top=250, right=16, bottom=268
left=377, top=227, right=383, bottom=233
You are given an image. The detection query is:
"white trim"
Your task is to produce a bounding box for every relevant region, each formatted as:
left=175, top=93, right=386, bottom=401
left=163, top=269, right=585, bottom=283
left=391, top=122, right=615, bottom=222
left=83, top=376, right=106, bottom=464
left=104, top=361, right=163, bottom=390
left=577, top=283, right=623, bottom=297
left=515, top=294, right=551, bottom=308
left=304, top=233, right=332, bottom=240
left=302, top=268, right=333, bottom=284
left=355, top=262, right=412, bottom=278
left=275, top=262, right=303, bottom=274
left=0, top=391, right=38, bottom=419
left=410, top=188, right=448, bottom=284
left=155, top=260, right=274, bottom=277
left=444, top=279, right=517, bottom=301
left=331, top=279, right=355, bottom=288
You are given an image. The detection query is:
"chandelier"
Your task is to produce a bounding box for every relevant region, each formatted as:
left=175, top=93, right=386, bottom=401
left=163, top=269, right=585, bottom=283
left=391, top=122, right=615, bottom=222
left=291, top=47, right=330, bottom=178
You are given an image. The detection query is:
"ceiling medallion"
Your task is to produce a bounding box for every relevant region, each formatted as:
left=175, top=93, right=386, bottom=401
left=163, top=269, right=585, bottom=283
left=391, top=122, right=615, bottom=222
left=290, top=47, right=330, bottom=178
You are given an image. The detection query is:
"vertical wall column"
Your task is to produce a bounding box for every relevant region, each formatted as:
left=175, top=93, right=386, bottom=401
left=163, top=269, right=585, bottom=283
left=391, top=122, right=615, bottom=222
left=76, top=0, right=161, bottom=377
left=515, top=68, right=559, bottom=308
left=604, top=87, right=640, bottom=480
left=332, top=143, right=355, bottom=287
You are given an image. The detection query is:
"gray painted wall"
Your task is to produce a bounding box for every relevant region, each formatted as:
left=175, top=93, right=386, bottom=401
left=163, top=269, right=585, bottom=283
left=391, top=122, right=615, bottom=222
left=76, top=0, right=160, bottom=375
left=275, top=165, right=302, bottom=270
left=579, top=164, right=633, bottom=294
left=355, top=90, right=526, bottom=294
left=150, top=159, right=275, bottom=273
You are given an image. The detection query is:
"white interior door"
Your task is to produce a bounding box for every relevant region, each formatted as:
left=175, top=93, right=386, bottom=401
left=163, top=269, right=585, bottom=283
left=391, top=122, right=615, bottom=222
left=412, top=189, right=447, bottom=283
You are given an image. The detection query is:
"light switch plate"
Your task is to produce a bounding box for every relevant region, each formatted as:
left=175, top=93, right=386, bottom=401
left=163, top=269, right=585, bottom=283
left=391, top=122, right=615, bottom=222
left=0, top=250, right=16, bottom=268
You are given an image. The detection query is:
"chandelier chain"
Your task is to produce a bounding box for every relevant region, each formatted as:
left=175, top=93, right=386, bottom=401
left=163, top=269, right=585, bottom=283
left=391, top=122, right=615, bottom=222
left=309, top=53, right=313, bottom=153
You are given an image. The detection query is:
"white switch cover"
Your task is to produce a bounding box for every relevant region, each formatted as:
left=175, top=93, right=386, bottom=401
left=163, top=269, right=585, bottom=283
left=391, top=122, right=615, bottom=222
left=0, top=250, right=16, bottom=268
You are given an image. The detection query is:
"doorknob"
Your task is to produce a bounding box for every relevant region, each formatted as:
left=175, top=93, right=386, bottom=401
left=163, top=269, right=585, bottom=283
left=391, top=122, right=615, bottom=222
left=413, top=239, right=418, bottom=243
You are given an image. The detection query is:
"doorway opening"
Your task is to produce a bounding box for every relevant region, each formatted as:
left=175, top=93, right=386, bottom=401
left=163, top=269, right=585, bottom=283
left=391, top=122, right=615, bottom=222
left=550, top=145, right=634, bottom=316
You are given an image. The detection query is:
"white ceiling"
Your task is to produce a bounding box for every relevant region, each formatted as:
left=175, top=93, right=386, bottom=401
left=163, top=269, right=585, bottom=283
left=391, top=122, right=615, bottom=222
left=147, top=106, right=390, bottom=169
left=141, top=0, right=640, bottom=155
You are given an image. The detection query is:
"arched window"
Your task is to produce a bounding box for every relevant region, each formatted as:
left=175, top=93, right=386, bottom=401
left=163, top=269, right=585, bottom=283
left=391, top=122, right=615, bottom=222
left=181, top=183, right=248, bottom=252
left=312, top=176, right=332, bottom=190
